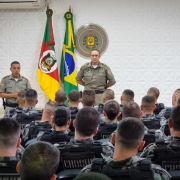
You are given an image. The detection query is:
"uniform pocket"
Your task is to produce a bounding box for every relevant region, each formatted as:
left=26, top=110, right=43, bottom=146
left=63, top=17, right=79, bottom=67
left=6, top=84, right=13, bottom=93
left=21, top=83, right=27, bottom=90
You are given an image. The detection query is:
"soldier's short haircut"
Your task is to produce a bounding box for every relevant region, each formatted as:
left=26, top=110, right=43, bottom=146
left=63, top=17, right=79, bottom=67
left=90, top=49, right=101, bottom=56
left=122, top=89, right=134, bottom=99
left=44, top=101, right=58, bottom=116
left=103, top=89, right=115, bottom=101
left=55, top=90, right=67, bottom=103
left=147, top=87, right=160, bottom=99
left=25, top=89, right=37, bottom=104
left=54, top=106, right=71, bottom=126
left=68, top=90, right=80, bottom=102
left=122, top=102, right=141, bottom=120
left=74, top=172, right=111, bottom=180
left=20, top=142, right=60, bottom=180
left=82, top=90, right=95, bottom=107
left=174, top=89, right=180, bottom=98
left=141, top=95, right=155, bottom=109
left=170, top=105, right=180, bottom=131
left=116, top=117, right=144, bottom=149
left=76, top=108, right=99, bottom=136
left=11, top=61, right=20, bottom=67
left=18, top=90, right=26, bottom=98
left=0, top=117, right=20, bottom=149
left=104, top=100, right=120, bottom=120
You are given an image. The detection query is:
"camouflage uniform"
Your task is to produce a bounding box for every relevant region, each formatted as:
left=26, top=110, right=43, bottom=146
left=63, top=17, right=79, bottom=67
left=81, top=155, right=170, bottom=179
left=140, top=136, right=180, bottom=161
left=12, top=107, right=39, bottom=119
left=68, top=138, right=114, bottom=157
left=0, top=75, right=31, bottom=112
left=76, top=62, right=116, bottom=105
left=4, top=107, right=23, bottom=118
left=16, top=145, right=25, bottom=160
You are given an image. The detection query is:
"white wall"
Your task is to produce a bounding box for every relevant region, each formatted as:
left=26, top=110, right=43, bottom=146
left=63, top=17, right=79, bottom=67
left=0, top=0, right=180, bottom=108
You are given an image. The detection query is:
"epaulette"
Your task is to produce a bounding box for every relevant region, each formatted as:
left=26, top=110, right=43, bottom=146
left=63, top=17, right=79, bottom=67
left=101, top=63, right=109, bottom=68
left=22, top=76, right=28, bottom=81
left=2, top=75, right=9, bottom=79
left=81, top=62, right=89, bottom=67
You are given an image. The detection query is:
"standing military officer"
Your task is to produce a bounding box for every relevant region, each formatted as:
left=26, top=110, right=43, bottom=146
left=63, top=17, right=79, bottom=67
left=0, top=61, right=31, bottom=113
left=76, top=49, right=116, bottom=105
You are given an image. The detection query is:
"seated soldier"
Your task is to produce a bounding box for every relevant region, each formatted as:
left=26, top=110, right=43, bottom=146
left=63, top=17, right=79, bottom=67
left=110, top=102, right=163, bottom=147
left=82, top=90, right=95, bottom=108
left=16, top=141, right=60, bottom=180
left=94, top=100, right=120, bottom=140
left=21, top=101, right=58, bottom=145
left=55, top=89, right=67, bottom=106
left=119, top=89, right=134, bottom=120
left=0, top=117, right=22, bottom=176
left=141, top=105, right=180, bottom=163
left=94, top=89, right=115, bottom=122
left=5, top=90, right=26, bottom=117
left=147, top=87, right=165, bottom=115
left=67, top=90, right=80, bottom=132
left=81, top=118, right=170, bottom=180
left=12, top=89, right=41, bottom=120
left=141, top=95, right=164, bottom=129
left=159, top=89, right=180, bottom=119
left=39, top=106, right=71, bottom=144
left=55, top=108, right=113, bottom=172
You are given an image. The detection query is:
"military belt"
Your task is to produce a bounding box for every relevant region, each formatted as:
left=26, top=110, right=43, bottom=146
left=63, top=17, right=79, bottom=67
left=95, top=90, right=104, bottom=94
left=6, top=102, right=18, bottom=108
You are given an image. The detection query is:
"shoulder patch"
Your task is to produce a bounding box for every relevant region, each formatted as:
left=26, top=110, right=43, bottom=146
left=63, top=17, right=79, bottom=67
left=22, top=76, right=28, bottom=81
left=82, top=62, right=89, bottom=67
left=2, top=75, right=9, bottom=79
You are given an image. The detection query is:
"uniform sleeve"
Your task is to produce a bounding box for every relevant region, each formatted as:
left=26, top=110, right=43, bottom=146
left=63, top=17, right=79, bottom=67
left=106, top=67, right=116, bottom=85
left=0, top=78, right=6, bottom=93
left=76, top=66, right=84, bottom=81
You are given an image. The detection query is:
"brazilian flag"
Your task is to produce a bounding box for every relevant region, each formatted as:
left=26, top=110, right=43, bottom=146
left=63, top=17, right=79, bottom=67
left=60, top=11, right=78, bottom=99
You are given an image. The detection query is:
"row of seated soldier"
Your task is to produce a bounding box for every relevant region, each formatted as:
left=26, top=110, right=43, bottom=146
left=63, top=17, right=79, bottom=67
left=1, top=86, right=180, bottom=179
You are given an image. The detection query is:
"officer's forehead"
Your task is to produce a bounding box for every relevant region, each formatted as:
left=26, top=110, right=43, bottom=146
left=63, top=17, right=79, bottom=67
left=90, top=50, right=100, bottom=56
left=11, top=63, right=20, bottom=68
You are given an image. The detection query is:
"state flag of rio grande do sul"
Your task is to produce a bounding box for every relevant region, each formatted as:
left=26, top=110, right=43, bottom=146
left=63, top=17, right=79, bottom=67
left=37, top=8, right=60, bottom=101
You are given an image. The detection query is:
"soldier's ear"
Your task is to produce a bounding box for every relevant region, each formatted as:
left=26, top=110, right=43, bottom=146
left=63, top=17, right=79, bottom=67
left=93, top=127, right=98, bottom=135
left=117, top=112, right=121, bottom=118
left=168, top=118, right=173, bottom=129
left=16, top=162, right=20, bottom=174
left=138, top=141, right=145, bottom=151
left=67, top=119, right=71, bottom=126
left=17, top=138, right=21, bottom=148
left=111, top=132, right=116, bottom=145
left=140, top=111, right=144, bottom=119
left=103, top=110, right=106, bottom=116
left=73, top=120, right=76, bottom=128
left=140, top=105, right=143, bottom=111
left=50, top=174, right=57, bottom=180
left=36, top=100, right=38, bottom=104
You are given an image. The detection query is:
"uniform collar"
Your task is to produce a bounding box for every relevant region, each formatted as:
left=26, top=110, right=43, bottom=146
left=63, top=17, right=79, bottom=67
left=9, top=74, right=22, bottom=80
left=69, top=138, right=93, bottom=145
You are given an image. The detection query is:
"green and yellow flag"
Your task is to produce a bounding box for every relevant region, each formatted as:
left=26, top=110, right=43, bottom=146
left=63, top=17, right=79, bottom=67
left=60, top=11, right=78, bottom=98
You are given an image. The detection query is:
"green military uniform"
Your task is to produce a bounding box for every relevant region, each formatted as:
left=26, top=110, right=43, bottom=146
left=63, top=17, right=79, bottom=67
left=0, top=75, right=31, bottom=112
left=76, top=62, right=116, bottom=105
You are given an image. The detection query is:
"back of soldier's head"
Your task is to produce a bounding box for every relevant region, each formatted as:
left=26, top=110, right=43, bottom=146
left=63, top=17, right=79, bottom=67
left=104, top=100, right=120, bottom=120
left=141, top=95, right=155, bottom=111
left=44, top=101, right=58, bottom=116
left=17, top=90, right=26, bottom=106
left=170, top=105, right=180, bottom=131
left=76, top=108, right=99, bottom=136
left=0, top=117, right=20, bottom=150
left=20, top=141, right=60, bottom=180
left=55, top=90, right=67, bottom=104
left=68, top=90, right=80, bottom=103
left=74, top=172, right=111, bottom=180
left=25, top=89, right=38, bottom=105
left=102, top=89, right=115, bottom=102
left=147, top=87, right=160, bottom=100
left=116, top=117, right=144, bottom=150
left=122, top=102, right=141, bottom=120
left=172, top=89, right=180, bottom=106
left=53, top=106, right=71, bottom=126
left=121, top=89, right=134, bottom=104
left=82, top=90, right=95, bottom=107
